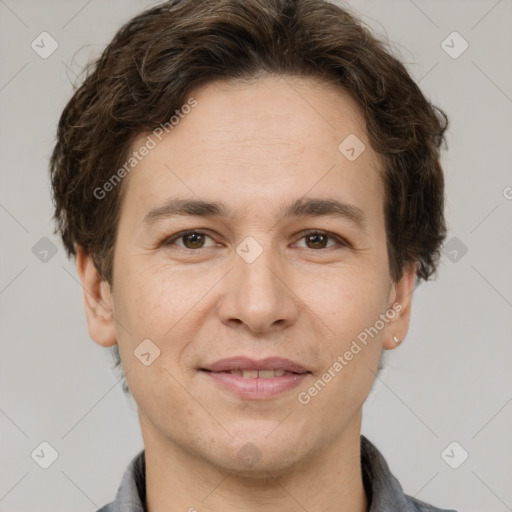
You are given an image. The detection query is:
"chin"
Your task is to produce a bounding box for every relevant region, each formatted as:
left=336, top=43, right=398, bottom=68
left=211, top=447, right=305, bottom=479
left=217, top=433, right=308, bottom=475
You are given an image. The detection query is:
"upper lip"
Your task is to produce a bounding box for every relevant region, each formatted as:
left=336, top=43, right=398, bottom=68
left=201, top=357, right=310, bottom=374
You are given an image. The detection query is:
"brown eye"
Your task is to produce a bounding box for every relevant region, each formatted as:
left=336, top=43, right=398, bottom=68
left=295, top=231, right=347, bottom=250
left=181, top=232, right=206, bottom=249
left=305, top=233, right=329, bottom=249
left=163, top=230, right=215, bottom=250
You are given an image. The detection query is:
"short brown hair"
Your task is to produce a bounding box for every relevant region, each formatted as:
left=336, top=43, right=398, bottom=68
left=50, top=0, right=448, bottom=389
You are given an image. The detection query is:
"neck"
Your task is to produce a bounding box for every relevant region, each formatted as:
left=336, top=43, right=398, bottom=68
left=141, top=412, right=368, bottom=512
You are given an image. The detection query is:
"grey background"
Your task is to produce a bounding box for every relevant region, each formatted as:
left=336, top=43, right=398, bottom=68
left=1, top=0, right=511, bottom=510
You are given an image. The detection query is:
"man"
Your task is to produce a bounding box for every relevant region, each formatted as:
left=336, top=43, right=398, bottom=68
left=50, top=0, right=456, bottom=510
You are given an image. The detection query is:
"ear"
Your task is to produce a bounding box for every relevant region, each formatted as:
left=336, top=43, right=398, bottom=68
left=75, top=246, right=117, bottom=348
left=382, top=260, right=417, bottom=350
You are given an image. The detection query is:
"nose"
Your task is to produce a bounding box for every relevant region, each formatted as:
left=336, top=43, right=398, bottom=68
left=217, top=242, right=300, bottom=334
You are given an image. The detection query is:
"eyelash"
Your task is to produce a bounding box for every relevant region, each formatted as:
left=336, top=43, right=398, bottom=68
left=161, top=229, right=350, bottom=251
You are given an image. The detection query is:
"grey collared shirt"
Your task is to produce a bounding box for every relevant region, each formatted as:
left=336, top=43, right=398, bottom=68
left=97, top=435, right=458, bottom=512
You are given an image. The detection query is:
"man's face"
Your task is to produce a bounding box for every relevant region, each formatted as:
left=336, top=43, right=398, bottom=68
left=83, top=75, right=415, bottom=474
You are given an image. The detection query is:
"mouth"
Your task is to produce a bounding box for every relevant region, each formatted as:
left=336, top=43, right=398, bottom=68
left=202, top=368, right=304, bottom=378
left=200, top=356, right=312, bottom=399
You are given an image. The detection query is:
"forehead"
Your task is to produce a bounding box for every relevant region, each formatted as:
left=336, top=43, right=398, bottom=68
left=118, top=74, right=384, bottom=230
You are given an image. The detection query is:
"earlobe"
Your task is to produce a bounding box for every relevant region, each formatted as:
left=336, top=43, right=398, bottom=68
left=76, top=246, right=117, bottom=347
left=383, top=261, right=417, bottom=350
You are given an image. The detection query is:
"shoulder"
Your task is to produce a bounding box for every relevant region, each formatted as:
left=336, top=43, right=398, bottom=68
left=93, top=449, right=146, bottom=512
left=95, top=505, right=113, bottom=512
left=361, top=435, right=458, bottom=512
left=405, top=493, right=459, bottom=512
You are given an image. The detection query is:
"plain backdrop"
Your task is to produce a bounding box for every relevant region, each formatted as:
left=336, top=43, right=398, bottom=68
left=1, top=1, right=511, bottom=511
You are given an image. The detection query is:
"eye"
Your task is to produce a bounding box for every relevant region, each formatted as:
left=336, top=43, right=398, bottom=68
left=294, top=230, right=349, bottom=250
left=161, top=229, right=350, bottom=251
left=162, top=230, right=217, bottom=250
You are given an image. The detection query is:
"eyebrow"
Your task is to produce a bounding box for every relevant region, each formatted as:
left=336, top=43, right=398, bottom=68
left=143, top=197, right=366, bottom=229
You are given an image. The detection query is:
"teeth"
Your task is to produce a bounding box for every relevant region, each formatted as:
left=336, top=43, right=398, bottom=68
left=258, top=370, right=278, bottom=378
left=228, top=369, right=288, bottom=378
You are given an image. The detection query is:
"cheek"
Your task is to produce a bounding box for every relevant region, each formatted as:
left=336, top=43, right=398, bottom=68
left=297, top=266, right=388, bottom=401
left=114, top=258, right=195, bottom=331
left=302, top=276, right=386, bottom=393
left=115, top=251, right=390, bottom=350
left=112, top=258, right=223, bottom=375
left=298, top=263, right=389, bottom=338
left=293, top=281, right=385, bottom=442
left=112, top=268, right=200, bottom=407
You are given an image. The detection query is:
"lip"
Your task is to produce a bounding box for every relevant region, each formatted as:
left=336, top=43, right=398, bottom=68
left=200, top=356, right=311, bottom=400
left=201, top=356, right=310, bottom=374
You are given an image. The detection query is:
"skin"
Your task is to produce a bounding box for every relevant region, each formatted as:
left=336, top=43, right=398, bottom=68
left=77, top=74, right=416, bottom=512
